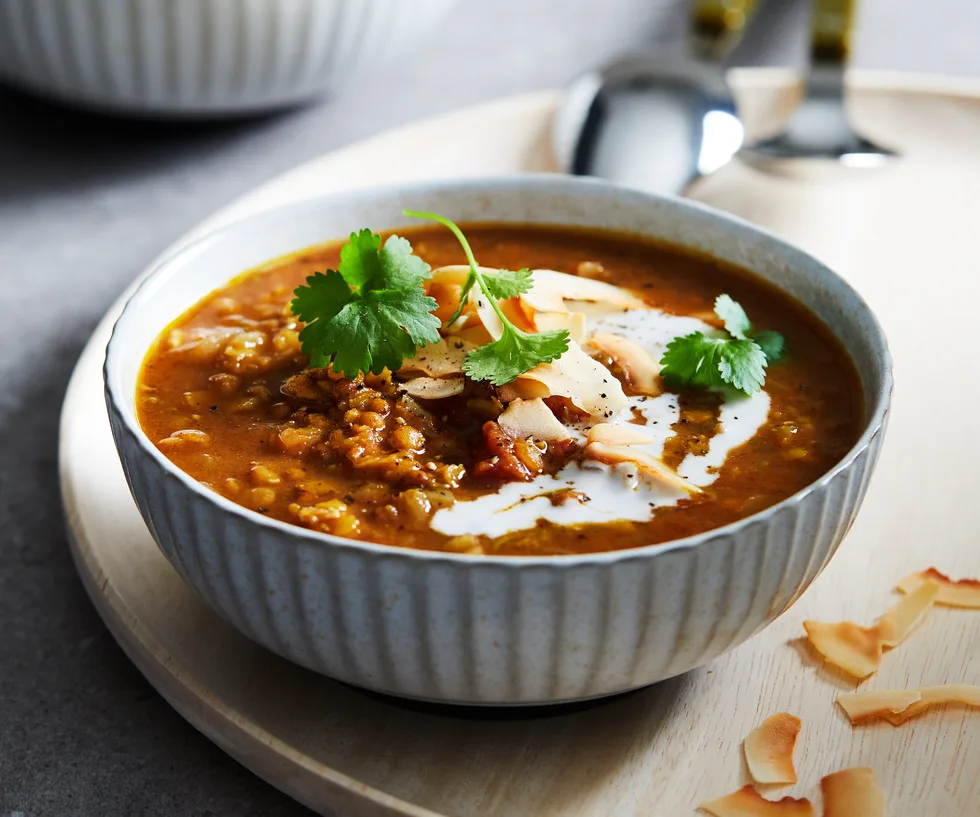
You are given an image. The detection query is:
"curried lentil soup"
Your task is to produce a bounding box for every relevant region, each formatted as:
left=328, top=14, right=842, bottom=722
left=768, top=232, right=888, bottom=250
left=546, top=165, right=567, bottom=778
left=137, top=225, right=862, bottom=556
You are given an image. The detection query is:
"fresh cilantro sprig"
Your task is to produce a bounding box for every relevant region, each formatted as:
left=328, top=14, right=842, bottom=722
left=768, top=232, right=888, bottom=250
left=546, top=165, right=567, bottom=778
left=402, top=210, right=570, bottom=385
left=714, top=294, right=786, bottom=364
left=291, top=229, right=442, bottom=378
left=447, top=265, right=533, bottom=324
left=290, top=214, right=570, bottom=386
left=660, top=294, right=785, bottom=395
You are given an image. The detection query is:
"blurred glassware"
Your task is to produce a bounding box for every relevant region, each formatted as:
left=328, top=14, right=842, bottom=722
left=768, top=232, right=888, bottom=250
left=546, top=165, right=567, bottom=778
left=0, top=0, right=459, bottom=117
left=553, top=0, right=756, bottom=196
left=739, top=0, right=897, bottom=168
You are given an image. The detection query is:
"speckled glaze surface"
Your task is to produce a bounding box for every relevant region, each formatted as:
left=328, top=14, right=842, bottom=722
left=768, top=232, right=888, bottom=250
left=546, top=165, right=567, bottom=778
left=0, top=0, right=458, bottom=115
left=103, top=176, right=892, bottom=705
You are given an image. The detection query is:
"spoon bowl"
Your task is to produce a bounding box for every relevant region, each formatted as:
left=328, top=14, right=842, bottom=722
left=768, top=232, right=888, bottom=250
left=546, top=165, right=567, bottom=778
left=553, top=55, right=745, bottom=196
left=553, top=0, right=757, bottom=197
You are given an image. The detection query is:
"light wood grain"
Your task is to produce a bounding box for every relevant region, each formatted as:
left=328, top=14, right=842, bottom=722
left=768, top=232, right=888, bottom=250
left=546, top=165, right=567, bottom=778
left=60, top=72, right=980, bottom=817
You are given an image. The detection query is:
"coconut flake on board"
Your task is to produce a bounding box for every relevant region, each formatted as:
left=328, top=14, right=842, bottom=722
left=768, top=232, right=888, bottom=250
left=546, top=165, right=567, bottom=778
left=743, top=712, right=802, bottom=785
left=820, top=767, right=884, bottom=817
left=897, top=568, right=980, bottom=608
left=698, top=786, right=814, bottom=816
left=837, top=684, right=980, bottom=725
left=802, top=580, right=940, bottom=678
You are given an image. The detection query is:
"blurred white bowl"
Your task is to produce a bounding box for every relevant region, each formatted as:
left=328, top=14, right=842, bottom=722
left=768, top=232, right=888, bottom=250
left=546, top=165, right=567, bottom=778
left=0, top=0, right=459, bottom=115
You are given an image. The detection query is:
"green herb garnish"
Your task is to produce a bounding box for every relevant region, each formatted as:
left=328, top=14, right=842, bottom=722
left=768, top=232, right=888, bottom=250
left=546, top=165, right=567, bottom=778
left=659, top=294, right=785, bottom=395
left=291, top=214, right=570, bottom=385
left=751, top=330, right=785, bottom=364
left=291, top=229, right=442, bottom=378
left=402, top=210, right=570, bottom=385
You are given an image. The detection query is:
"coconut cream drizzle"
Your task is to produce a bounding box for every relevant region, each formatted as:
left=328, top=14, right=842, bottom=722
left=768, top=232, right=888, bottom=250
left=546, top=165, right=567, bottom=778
left=430, top=279, right=771, bottom=538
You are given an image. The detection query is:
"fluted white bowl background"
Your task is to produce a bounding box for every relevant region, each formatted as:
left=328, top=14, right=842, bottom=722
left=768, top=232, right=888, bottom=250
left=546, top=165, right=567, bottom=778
left=104, top=177, right=891, bottom=705
left=0, top=0, right=459, bottom=114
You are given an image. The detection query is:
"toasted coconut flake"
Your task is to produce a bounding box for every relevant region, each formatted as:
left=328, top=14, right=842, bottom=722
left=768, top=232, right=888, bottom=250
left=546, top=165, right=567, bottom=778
left=398, top=338, right=475, bottom=378
left=880, top=707, right=921, bottom=725
left=474, top=291, right=505, bottom=340
left=882, top=685, right=980, bottom=724
left=584, top=440, right=700, bottom=494
left=398, top=376, right=465, bottom=400
left=587, top=331, right=661, bottom=395
left=534, top=310, right=588, bottom=343
left=496, top=379, right=548, bottom=403
left=516, top=341, right=628, bottom=420
left=586, top=423, right=652, bottom=446
left=877, top=579, right=939, bottom=647
left=743, top=713, right=801, bottom=785
left=446, top=319, right=494, bottom=347
left=521, top=269, right=645, bottom=314
left=427, top=265, right=471, bottom=323
left=820, top=767, right=883, bottom=817
left=584, top=423, right=700, bottom=494
left=921, top=683, right=980, bottom=707
left=839, top=685, right=980, bottom=725
left=498, top=398, right=572, bottom=442
left=501, top=295, right=537, bottom=333
left=802, top=620, right=883, bottom=679
left=803, top=581, right=940, bottom=678
left=836, top=689, right=922, bottom=724
left=429, top=265, right=472, bottom=285
left=699, top=785, right=814, bottom=816
left=897, top=568, right=980, bottom=608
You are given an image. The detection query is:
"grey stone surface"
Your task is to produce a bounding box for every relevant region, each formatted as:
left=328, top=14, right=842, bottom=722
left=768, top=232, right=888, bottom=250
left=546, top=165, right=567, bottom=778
left=0, top=0, right=976, bottom=814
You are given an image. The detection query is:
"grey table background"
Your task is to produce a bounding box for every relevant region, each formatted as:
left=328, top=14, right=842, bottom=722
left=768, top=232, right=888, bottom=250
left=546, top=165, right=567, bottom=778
left=1, top=0, right=977, bottom=814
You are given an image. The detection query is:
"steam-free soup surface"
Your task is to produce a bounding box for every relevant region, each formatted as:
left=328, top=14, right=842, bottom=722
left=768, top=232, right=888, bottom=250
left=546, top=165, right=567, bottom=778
left=137, top=225, right=862, bottom=556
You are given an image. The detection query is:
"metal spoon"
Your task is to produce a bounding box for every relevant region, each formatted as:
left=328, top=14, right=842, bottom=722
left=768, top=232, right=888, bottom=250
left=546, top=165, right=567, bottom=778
left=552, top=0, right=756, bottom=196
left=739, top=0, right=895, bottom=169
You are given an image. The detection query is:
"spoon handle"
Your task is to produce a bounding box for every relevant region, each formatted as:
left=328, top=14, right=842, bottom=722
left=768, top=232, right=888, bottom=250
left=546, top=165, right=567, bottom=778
left=690, top=0, right=757, bottom=62
left=809, top=0, right=855, bottom=66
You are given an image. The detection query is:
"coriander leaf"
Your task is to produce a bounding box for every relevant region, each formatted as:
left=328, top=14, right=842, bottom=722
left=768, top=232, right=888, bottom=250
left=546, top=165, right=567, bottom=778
left=291, top=232, right=441, bottom=378
left=483, top=268, right=533, bottom=300
left=336, top=229, right=383, bottom=291
left=295, top=283, right=440, bottom=377
left=403, top=209, right=570, bottom=383
left=462, top=325, right=569, bottom=386
left=752, top=329, right=786, bottom=364
left=330, top=287, right=441, bottom=376
left=714, top=293, right=752, bottom=339
left=718, top=338, right=767, bottom=394
left=714, top=293, right=786, bottom=364
left=660, top=332, right=767, bottom=395
left=335, top=230, right=433, bottom=292
left=377, top=234, right=433, bottom=290
left=291, top=271, right=356, bottom=368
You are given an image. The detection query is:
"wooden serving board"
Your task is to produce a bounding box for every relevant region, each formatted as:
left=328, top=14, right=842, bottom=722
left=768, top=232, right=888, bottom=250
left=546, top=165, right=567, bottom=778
left=61, top=71, right=980, bottom=816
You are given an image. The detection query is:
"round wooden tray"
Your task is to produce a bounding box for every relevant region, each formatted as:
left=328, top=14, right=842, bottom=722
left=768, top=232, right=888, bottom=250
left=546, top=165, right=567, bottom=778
left=61, top=72, right=980, bottom=816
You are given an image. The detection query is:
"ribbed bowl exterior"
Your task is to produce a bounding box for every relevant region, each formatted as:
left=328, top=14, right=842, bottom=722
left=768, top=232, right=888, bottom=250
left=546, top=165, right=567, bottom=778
left=0, top=0, right=458, bottom=114
left=104, top=177, right=892, bottom=705
left=108, top=400, right=883, bottom=704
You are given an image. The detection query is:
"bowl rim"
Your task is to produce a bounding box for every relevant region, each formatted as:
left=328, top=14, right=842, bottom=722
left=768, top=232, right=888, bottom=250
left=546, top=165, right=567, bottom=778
left=105, top=173, right=893, bottom=567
